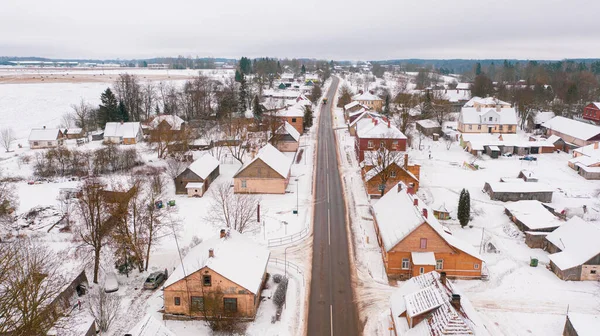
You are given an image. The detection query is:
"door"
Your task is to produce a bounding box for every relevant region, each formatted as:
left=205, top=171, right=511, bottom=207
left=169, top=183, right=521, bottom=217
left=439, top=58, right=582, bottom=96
left=419, top=267, right=425, bottom=274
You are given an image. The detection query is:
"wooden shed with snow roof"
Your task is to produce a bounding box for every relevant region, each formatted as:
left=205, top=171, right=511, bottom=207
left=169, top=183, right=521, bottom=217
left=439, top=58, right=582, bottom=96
left=233, top=144, right=293, bottom=194
left=174, top=153, right=220, bottom=196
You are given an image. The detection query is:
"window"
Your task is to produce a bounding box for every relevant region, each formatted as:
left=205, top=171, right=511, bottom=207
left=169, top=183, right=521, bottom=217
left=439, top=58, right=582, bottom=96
left=468, top=125, right=472, bottom=130
left=174, top=297, right=181, bottom=306
left=477, top=125, right=481, bottom=130
left=380, top=141, right=385, bottom=148
left=223, top=298, right=237, bottom=312
left=419, top=267, right=425, bottom=274
left=203, top=275, right=211, bottom=286
left=401, top=258, right=410, bottom=269
left=420, top=238, right=427, bottom=249
left=508, top=125, right=513, bottom=131
left=392, top=141, right=398, bottom=149
left=489, top=117, right=493, bottom=121
left=390, top=170, right=397, bottom=178
left=368, top=141, right=374, bottom=148
left=241, top=180, right=247, bottom=188
left=436, top=259, right=444, bottom=270
left=47, top=141, right=53, bottom=146
left=191, top=296, right=204, bottom=311
left=257, top=168, right=262, bottom=177
left=499, top=125, right=503, bottom=130
left=33, top=141, right=39, bottom=146
left=474, top=263, right=480, bottom=269
left=591, top=270, right=597, bottom=274
left=291, top=118, right=297, bottom=123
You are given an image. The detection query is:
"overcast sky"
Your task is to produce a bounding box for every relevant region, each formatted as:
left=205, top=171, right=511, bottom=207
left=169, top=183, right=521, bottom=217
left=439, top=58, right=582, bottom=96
left=2, top=0, right=599, bottom=60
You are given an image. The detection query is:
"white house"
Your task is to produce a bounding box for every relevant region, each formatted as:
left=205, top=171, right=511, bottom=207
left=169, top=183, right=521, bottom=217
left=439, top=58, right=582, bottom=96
left=103, top=122, right=143, bottom=144
left=28, top=128, right=65, bottom=149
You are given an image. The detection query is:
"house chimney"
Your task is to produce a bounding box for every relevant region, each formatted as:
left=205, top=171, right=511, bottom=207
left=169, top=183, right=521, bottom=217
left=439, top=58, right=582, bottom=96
left=595, top=142, right=599, bottom=150
left=451, top=294, right=461, bottom=311
left=220, top=229, right=226, bottom=239
left=208, top=248, right=214, bottom=258
left=440, top=272, right=447, bottom=286
left=422, top=208, right=428, bottom=219
left=496, top=105, right=501, bottom=112
left=43, top=125, right=46, bottom=129
left=413, top=198, right=418, bottom=206
left=407, top=183, right=415, bottom=195
left=397, top=183, right=403, bottom=193
left=120, top=120, right=124, bottom=125
left=374, top=119, right=378, bottom=126
left=404, top=154, right=409, bottom=170
left=387, top=119, right=390, bottom=128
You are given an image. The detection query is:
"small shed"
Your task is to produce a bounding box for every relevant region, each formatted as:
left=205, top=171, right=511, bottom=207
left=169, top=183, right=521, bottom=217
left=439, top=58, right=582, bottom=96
left=175, top=153, right=220, bottom=196
left=185, top=182, right=205, bottom=197
left=484, top=181, right=553, bottom=203
left=415, top=119, right=442, bottom=137
left=64, top=128, right=85, bottom=139
left=518, top=169, right=538, bottom=182
left=91, top=131, right=104, bottom=141
left=432, top=203, right=450, bottom=220
left=484, top=145, right=500, bottom=159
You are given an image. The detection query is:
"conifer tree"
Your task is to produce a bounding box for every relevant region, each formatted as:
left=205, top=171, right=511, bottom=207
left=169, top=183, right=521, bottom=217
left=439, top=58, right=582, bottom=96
left=98, top=88, right=119, bottom=128
left=252, top=95, right=262, bottom=120
left=118, top=100, right=129, bottom=122
left=301, top=64, right=306, bottom=74
left=457, top=189, right=471, bottom=228
left=238, top=73, right=248, bottom=112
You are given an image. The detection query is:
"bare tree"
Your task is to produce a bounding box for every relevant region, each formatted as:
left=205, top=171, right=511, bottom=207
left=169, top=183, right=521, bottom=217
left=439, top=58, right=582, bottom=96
left=166, top=155, right=188, bottom=180
left=88, top=287, right=120, bottom=332
left=0, top=239, right=67, bottom=335
left=227, top=120, right=249, bottom=164
left=113, top=74, right=143, bottom=121
left=59, top=112, right=75, bottom=129
left=0, top=128, right=15, bottom=153
left=0, top=174, right=18, bottom=225
left=363, top=145, right=406, bottom=196
left=206, top=182, right=260, bottom=233
left=141, top=174, right=175, bottom=270
left=70, top=99, right=94, bottom=132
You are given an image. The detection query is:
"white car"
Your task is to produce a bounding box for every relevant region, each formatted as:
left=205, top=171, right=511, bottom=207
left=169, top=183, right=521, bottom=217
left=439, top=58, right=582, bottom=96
left=104, top=272, right=119, bottom=293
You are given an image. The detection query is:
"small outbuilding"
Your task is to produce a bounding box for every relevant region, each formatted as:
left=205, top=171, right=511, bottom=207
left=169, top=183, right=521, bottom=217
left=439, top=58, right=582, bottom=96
left=103, top=122, right=143, bottom=144
left=28, top=128, right=65, bottom=149
left=174, top=153, right=220, bottom=196
left=270, top=122, right=300, bottom=152
left=484, top=181, right=553, bottom=202
left=415, top=119, right=442, bottom=137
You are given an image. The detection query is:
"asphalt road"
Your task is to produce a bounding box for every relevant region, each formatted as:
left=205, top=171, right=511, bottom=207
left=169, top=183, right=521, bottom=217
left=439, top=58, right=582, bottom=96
left=307, top=77, right=359, bottom=336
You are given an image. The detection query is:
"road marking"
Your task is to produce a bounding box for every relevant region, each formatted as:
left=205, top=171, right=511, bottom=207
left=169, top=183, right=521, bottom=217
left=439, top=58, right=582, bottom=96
left=330, top=304, right=334, bottom=336
left=328, top=208, right=331, bottom=246
left=327, top=174, right=330, bottom=203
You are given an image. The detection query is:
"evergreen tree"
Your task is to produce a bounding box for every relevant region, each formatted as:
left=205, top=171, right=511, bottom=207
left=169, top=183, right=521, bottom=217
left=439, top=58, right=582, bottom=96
left=337, top=85, right=353, bottom=108
left=277, top=61, right=282, bottom=74
left=383, top=94, right=391, bottom=116
left=457, top=189, right=471, bottom=228
left=309, top=83, right=322, bottom=103
left=303, top=106, right=313, bottom=129
left=98, top=88, right=119, bottom=128
left=475, top=62, right=482, bottom=76
left=154, top=104, right=160, bottom=115
left=238, top=73, right=248, bottom=112
left=117, top=100, right=129, bottom=122
left=252, top=95, right=262, bottom=120
left=239, top=57, right=252, bottom=75
left=235, top=70, right=242, bottom=82
left=301, top=64, right=306, bottom=74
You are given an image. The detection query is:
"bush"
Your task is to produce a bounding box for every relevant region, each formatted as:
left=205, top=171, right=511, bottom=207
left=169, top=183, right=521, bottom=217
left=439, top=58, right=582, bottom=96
left=273, top=277, right=288, bottom=309
left=272, top=274, right=283, bottom=284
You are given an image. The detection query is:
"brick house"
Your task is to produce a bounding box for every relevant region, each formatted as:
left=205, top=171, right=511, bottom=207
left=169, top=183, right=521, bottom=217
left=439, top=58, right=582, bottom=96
left=372, top=182, right=483, bottom=280
left=582, top=102, right=600, bottom=124
left=354, top=117, right=407, bottom=162
left=457, top=97, right=517, bottom=134
left=352, top=91, right=383, bottom=111
left=233, top=144, right=293, bottom=194
left=174, top=153, right=220, bottom=196
left=541, top=116, right=600, bottom=149
left=276, top=103, right=305, bottom=135
left=163, top=229, right=270, bottom=320
left=362, top=152, right=420, bottom=196
left=147, top=115, right=186, bottom=140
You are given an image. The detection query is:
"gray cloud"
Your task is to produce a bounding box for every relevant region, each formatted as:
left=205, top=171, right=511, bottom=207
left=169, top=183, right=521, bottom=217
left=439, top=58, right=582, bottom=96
left=1, top=0, right=599, bottom=60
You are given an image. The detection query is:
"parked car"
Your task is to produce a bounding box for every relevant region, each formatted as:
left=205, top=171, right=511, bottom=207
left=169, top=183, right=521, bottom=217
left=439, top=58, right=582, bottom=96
left=519, top=155, right=537, bottom=161
left=143, top=271, right=167, bottom=290
left=104, top=272, right=119, bottom=293
left=502, top=152, right=513, bottom=157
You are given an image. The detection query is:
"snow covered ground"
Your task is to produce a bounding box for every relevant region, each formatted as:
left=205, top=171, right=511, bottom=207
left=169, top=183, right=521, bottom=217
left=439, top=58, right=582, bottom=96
left=332, top=77, right=600, bottom=336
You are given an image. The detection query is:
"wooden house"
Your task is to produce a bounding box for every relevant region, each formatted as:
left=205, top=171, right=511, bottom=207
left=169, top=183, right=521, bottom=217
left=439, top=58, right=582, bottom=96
left=389, top=271, right=490, bottom=336
left=354, top=117, right=407, bottom=162
left=504, top=200, right=562, bottom=233
left=270, top=122, right=300, bottom=152
left=372, top=182, right=483, bottom=280
left=544, top=217, right=600, bottom=281
left=28, top=128, right=65, bottom=149
left=541, top=116, right=600, bottom=149
left=415, top=119, right=442, bottom=137
left=147, top=115, right=186, bottom=141
left=483, top=181, right=553, bottom=202
left=174, top=153, right=220, bottom=196
left=63, top=128, right=85, bottom=139
left=163, top=229, right=270, bottom=320
left=582, top=102, right=600, bottom=124
left=563, top=313, right=600, bottom=336
left=233, top=144, right=293, bottom=194
left=362, top=153, right=420, bottom=196
left=103, top=122, right=143, bottom=144
left=276, top=103, right=305, bottom=135
left=351, top=91, right=383, bottom=111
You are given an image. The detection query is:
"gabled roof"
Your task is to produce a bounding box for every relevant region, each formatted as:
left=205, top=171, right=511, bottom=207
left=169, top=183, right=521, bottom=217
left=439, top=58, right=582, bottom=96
left=234, top=143, right=292, bottom=179
left=504, top=200, right=562, bottom=231
left=533, top=111, right=555, bottom=125
left=28, top=128, right=62, bottom=141
left=573, top=142, right=600, bottom=160
left=372, top=182, right=481, bottom=260
left=542, top=116, right=600, bottom=141
left=164, top=230, right=270, bottom=295
left=127, top=314, right=176, bottom=336
left=363, top=157, right=418, bottom=183
left=463, top=96, right=510, bottom=107
left=344, top=101, right=360, bottom=110
left=274, top=122, right=300, bottom=142
left=352, top=92, right=383, bottom=101
left=459, top=107, right=518, bottom=125
left=150, top=115, right=185, bottom=130
left=567, top=313, right=600, bottom=336
left=186, top=153, right=219, bottom=180
left=276, top=102, right=305, bottom=118
left=546, top=217, right=600, bottom=270
left=356, top=118, right=407, bottom=139
left=104, top=122, right=142, bottom=139
left=485, top=181, right=553, bottom=194
left=390, top=271, right=489, bottom=336
left=349, top=111, right=382, bottom=127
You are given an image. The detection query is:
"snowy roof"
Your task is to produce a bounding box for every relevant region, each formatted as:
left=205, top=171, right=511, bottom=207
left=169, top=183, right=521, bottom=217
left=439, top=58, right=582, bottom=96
left=487, top=145, right=500, bottom=151
left=416, top=119, right=441, bottom=129
left=504, top=200, right=562, bottom=231
left=411, top=252, right=436, bottom=266
left=456, top=82, right=470, bottom=90
left=274, top=122, right=300, bottom=142
left=373, top=182, right=481, bottom=260
left=276, top=102, right=305, bottom=118
left=546, top=217, right=600, bottom=270
left=431, top=89, right=471, bottom=103
left=186, top=153, right=219, bottom=179
left=185, top=182, right=204, bottom=189
left=127, top=314, right=176, bottom=336
left=390, top=271, right=489, bottom=336
left=349, top=111, right=382, bottom=127
left=103, top=122, right=142, bottom=139
left=542, top=116, right=600, bottom=141
left=485, top=181, right=553, bottom=194
left=235, top=143, right=292, bottom=179
left=150, top=115, right=185, bottom=130
left=344, top=101, right=360, bottom=110
left=65, top=128, right=83, bottom=134
left=533, top=111, right=555, bottom=125
left=356, top=118, right=407, bottom=139
left=567, top=313, right=600, bottom=336
left=463, top=96, right=511, bottom=108
left=573, top=142, right=600, bottom=161
left=163, top=230, right=270, bottom=294
left=363, top=156, right=418, bottom=183
left=459, top=107, right=518, bottom=125
left=462, top=133, right=554, bottom=150
left=28, top=128, right=62, bottom=141
left=352, top=91, right=383, bottom=101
